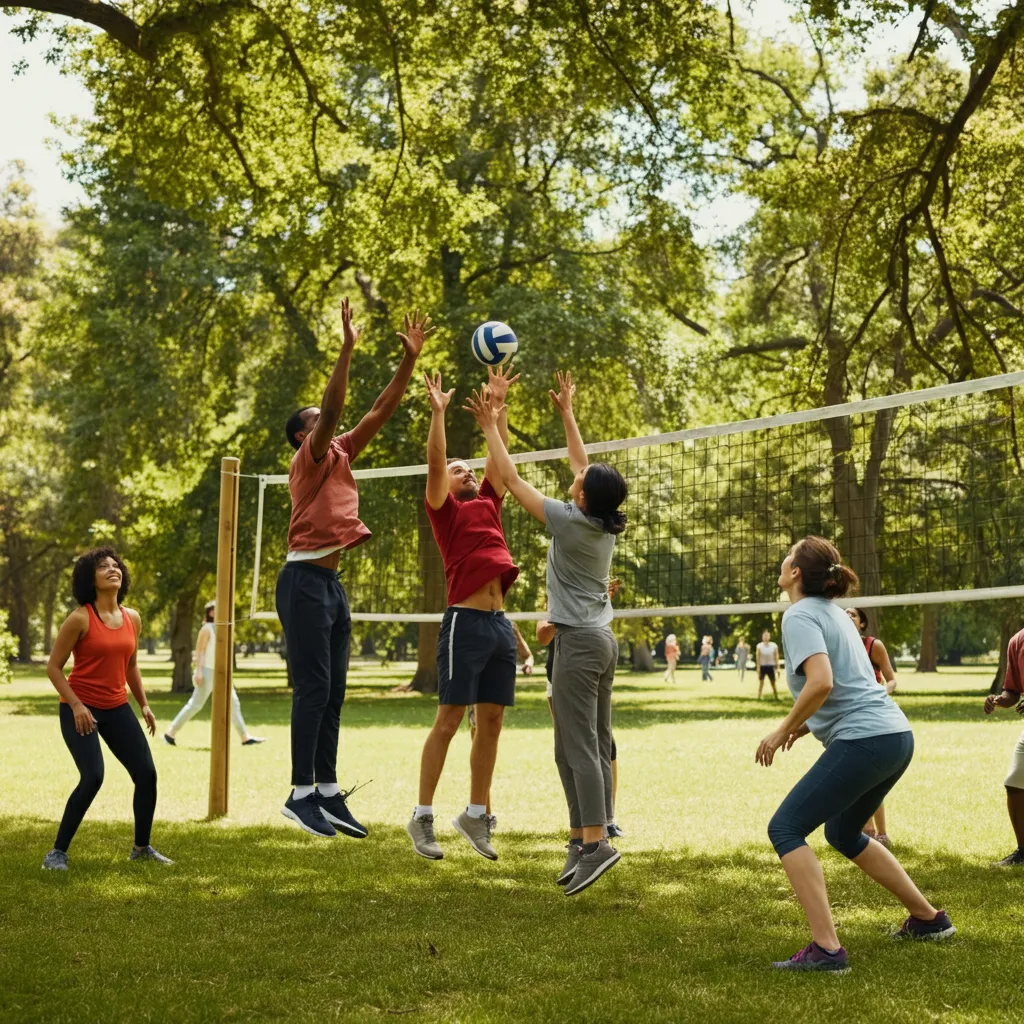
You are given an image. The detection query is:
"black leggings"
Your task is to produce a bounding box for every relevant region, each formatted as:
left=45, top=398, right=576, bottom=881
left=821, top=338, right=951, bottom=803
left=56, top=702, right=157, bottom=852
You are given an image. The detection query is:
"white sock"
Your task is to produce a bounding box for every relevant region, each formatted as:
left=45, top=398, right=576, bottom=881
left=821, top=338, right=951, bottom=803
left=467, top=803, right=487, bottom=819
left=317, top=782, right=341, bottom=798
left=292, top=785, right=315, bottom=801
left=414, top=805, right=433, bottom=819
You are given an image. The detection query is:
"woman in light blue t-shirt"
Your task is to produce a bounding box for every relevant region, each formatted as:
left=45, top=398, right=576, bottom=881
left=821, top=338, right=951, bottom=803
left=755, top=536, right=954, bottom=973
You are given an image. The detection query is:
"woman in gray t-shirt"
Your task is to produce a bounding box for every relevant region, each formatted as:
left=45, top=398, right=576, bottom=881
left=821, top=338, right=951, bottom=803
left=755, top=535, right=953, bottom=972
left=465, top=371, right=627, bottom=896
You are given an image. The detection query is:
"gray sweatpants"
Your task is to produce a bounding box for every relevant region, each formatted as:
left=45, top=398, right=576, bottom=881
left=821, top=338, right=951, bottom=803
left=551, top=625, right=618, bottom=829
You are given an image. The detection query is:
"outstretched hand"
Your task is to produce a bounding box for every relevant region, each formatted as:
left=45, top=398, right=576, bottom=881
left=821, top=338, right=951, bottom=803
left=486, top=360, right=521, bottom=404
left=755, top=727, right=789, bottom=767
left=424, top=372, right=455, bottom=414
left=398, top=309, right=435, bottom=360
left=463, top=386, right=504, bottom=430
left=342, top=296, right=362, bottom=348
left=548, top=370, right=576, bottom=415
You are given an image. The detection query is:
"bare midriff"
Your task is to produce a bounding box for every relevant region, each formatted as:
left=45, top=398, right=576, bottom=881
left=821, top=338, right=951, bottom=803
left=307, top=550, right=342, bottom=571
left=453, top=574, right=505, bottom=612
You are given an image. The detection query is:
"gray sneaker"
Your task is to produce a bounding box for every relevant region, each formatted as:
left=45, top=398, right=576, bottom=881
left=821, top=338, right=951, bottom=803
left=129, top=845, right=174, bottom=864
left=407, top=814, right=443, bottom=860
left=42, top=849, right=69, bottom=871
left=564, top=839, right=620, bottom=896
left=452, top=810, right=497, bottom=860
left=557, top=841, right=582, bottom=885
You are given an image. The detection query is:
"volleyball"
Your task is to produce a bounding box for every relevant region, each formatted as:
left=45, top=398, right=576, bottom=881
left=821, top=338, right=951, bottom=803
left=471, top=321, right=518, bottom=366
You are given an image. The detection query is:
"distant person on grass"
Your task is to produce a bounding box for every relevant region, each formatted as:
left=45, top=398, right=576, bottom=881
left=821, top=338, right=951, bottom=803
left=163, top=600, right=265, bottom=748
left=42, top=548, right=171, bottom=871
left=756, top=629, right=780, bottom=699
left=698, top=635, right=713, bottom=682
left=847, top=607, right=897, bottom=847
left=757, top=536, right=954, bottom=973
left=663, top=633, right=680, bottom=684
left=278, top=299, right=431, bottom=840
left=735, top=638, right=750, bottom=684
left=983, top=626, right=1024, bottom=867
left=406, top=363, right=520, bottom=862
left=465, top=372, right=628, bottom=896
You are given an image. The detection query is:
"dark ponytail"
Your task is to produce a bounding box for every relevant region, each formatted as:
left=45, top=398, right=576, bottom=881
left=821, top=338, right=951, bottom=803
left=791, top=536, right=858, bottom=600
left=582, top=462, right=628, bottom=535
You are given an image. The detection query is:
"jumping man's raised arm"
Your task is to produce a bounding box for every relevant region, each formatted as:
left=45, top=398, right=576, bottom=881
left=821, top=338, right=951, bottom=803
left=309, top=297, right=361, bottom=462
left=482, top=362, right=520, bottom=498
left=424, top=372, right=455, bottom=511
left=346, top=310, right=434, bottom=460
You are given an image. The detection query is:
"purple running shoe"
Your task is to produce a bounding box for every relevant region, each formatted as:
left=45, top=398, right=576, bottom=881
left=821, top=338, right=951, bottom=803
left=893, top=910, right=956, bottom=941
left=771, top=942, right=849, bottom=972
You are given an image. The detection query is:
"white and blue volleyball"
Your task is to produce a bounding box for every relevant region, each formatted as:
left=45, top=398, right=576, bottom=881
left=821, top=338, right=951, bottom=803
left=471, top=321, right=518, bottom=366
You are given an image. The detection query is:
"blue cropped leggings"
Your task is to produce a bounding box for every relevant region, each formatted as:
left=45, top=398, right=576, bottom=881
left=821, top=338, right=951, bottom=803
left=768, top=731, right=914, bottom=860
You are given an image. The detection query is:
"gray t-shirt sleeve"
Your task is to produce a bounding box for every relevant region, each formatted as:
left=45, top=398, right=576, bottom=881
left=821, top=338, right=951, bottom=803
left=544, top=497, right=577, bottom=537
left=782, top=609, right=828, bottom=676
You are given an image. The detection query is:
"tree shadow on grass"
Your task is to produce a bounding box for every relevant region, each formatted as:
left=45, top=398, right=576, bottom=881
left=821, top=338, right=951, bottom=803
left=3, top=818, right=1023, bottom=1020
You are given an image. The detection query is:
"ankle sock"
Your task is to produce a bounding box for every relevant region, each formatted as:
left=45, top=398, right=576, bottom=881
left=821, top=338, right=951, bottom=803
left=317, top=783, right=341, bottom=798
left=581, top=841, right=600, bottom=855
left=467, top=803, right=487, bottom=819
left=414, top=805, right=433, bottom=819
left=292, top=785, right=315, bottom=801
left=568, top=837, right=583, bottom=848
left=813, top=942, right=842, bottom=956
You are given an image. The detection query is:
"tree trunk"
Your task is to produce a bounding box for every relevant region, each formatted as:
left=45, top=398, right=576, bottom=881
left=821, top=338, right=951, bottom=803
left=6, top=532, right=32, bottom=662
left=631, top=639, right=655, bottom=672
left=361, top=634, right=375, bottom=657
left=917, top=606, right=938, bottom=672
left=146, top=636, right=156, bottom=655
left=168, top=591, right=198, bottom=692
left=43, top=570, right=60, bottom=655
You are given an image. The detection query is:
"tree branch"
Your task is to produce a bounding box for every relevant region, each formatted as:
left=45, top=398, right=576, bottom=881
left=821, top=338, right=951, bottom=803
left=720, top=337, right=808, bottom=359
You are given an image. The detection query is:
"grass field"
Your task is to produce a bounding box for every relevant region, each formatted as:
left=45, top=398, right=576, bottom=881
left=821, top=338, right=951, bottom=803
left=1, top=656, right=1023, bottom=1023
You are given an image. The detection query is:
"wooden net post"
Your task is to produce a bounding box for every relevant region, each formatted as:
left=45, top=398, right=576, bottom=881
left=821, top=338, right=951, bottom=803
left=208, top=456, right=240, bottom=819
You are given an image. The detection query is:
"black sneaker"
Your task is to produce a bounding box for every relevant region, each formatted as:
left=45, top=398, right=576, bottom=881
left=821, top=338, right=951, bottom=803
left=606, top=822, right=625, bottom=839
left=317, top=789, right=367, bottom=838
left=893, top=910, right=956, bottom=941
left=163, top=733, right=176, bottom=746
left=772, top=941, right=849, bottom=972
left=282, top=792, right=336, bottom=837
left=994, top=848, right=1024, bottom=867
left=241, top=736, right=266, bottom=746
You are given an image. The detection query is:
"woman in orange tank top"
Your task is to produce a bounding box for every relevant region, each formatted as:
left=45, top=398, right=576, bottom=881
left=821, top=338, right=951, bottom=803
left=41, top=547, right=171, bottom=871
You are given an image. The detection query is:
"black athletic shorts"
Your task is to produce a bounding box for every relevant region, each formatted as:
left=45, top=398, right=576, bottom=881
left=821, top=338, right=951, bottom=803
left=759, top=665, right=777, bottom=683
left=437, top=607, right=517, bottom=707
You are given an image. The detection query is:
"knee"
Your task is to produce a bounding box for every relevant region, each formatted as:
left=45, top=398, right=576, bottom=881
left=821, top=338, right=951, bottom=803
left=432, top=708, right=464, bottom=741
left=475, top=706, right=504, bottom=735
left=767, top=810, right=805, bottom=858
left=824, top=819, right=865, bottom=859
left=135, top=764, right=158, bottom=793
left=78, top=768, right=104, bottom=797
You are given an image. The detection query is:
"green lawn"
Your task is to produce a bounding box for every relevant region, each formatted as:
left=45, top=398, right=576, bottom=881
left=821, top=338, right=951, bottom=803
left=1, top=658, right=1022, bottom=1023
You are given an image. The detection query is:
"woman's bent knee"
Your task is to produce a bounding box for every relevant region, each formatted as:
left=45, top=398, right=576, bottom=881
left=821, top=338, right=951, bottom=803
left=767, top=812, right=807, bottom=858
left=824, top=819, right=868, bottom=859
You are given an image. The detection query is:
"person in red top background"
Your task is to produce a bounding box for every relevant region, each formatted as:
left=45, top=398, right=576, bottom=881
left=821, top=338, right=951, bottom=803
left=277, top=298, right=432, bottom=839
left=406, top=363, right=520, bottom=863
left=42, top=548, right=170, bottom=871
left=984, top=626, right=1024, bottom=866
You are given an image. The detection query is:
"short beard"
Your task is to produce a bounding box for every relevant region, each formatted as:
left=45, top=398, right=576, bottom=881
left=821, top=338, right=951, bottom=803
left=456, top=484, right=479, bottom=501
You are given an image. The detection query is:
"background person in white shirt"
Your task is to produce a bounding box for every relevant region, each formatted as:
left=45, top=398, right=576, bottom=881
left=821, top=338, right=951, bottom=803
left=757, top=630, right=780, bottom=700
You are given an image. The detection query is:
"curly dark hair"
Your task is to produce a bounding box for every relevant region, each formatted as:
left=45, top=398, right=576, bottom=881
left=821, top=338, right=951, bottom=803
left=71, top=547, right=130, bottom=607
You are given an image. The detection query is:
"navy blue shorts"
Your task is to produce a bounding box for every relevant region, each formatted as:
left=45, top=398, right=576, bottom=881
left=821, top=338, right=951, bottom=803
left=437, top=607, right=517, bottom=707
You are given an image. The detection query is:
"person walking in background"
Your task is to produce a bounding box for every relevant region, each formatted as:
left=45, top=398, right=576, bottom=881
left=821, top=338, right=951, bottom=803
left=758, top=536, right=953, bottom=972
left=984, top=625, right=1024, bottom=867
left=735, top=638, right=750, bottom=684
left=164, top=600, right=265, bottom=748
left=42, top=548, right=171, bottom=871
left=757, top=629, right=780, bottom=700
left=699, top=635, right=713, bottom=682
left=663, top=633, right=680, bottom=684
left=847, top=607, right=897, bottom=846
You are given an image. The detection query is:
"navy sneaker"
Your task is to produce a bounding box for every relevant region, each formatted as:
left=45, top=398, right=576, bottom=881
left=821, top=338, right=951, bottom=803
left=772, top=942, right=849, bottom=972
left=994, top=848, right=1024, bottom=867
left=282, top=792, right=336, bottom=837
left=606, top=822, right=625, bottom=839
left=241, top=736, right=266, bottom=746
left=163, top=733, right=176, bottom=746
left=893, top=910, right=956, bottom=941
left=317, top=789, right=367, bottom=838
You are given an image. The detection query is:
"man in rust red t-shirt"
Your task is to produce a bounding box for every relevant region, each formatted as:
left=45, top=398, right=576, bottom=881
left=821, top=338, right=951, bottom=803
left=983, top=626, right=1024, bottom=865
left=406, top=363, right=520, bottom=862
left=278, top=300, right=432, bottom=840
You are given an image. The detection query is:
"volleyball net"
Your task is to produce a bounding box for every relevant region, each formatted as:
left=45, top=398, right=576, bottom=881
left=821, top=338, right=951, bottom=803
left=246, top=372, right=1024, bottom=623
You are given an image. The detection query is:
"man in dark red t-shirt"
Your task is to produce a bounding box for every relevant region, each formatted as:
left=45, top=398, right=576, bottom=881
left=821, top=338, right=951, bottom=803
left=406, top=363, right=520, bottom=862
left=984, top=626, right=1024, bottom=865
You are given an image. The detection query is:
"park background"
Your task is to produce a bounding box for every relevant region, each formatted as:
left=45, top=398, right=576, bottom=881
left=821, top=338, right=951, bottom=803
left=1, top=0, right=1024, bottom=1020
